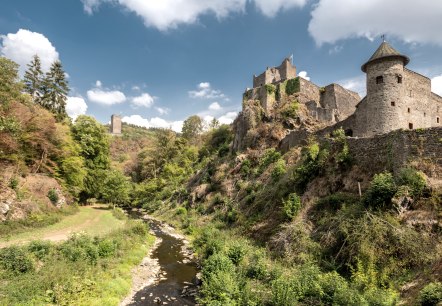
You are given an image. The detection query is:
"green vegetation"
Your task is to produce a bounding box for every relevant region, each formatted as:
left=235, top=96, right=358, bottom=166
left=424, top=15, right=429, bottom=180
left=281, top=99, right=299, bottom=119
left=0, top=221, right=154, bottom=306
left=0, top=205, right=79, bottom=240
left=0, top=206, right=126, bottom=247
left=265, top=83, right=276, bottom=95
left=47, top=188, right=59, bottom=204
left=419, top=282, right=442, bottom=306
left=285, top=77, right=300, bottom=95
left=282, top=193, right=301, bottom=220
left=191, top=225, right=399, bottom=306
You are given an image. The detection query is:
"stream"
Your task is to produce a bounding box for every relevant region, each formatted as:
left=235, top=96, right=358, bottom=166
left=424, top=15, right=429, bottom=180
left=126, top=213, right=199, bottom=306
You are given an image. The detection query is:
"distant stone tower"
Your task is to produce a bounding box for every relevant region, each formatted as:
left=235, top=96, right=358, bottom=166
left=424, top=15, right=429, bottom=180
left=356, top=41, right=410, bottom=136
left=110, top=114, right=122, bottom=134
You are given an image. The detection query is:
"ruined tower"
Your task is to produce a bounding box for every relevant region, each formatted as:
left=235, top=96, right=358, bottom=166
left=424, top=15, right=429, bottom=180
left=110, top=114, right=122, bottom=134
left=357, top=41, right=410, bottom=136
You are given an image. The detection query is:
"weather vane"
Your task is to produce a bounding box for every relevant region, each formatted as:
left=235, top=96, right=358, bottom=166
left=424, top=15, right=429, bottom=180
left=381, top=34, right=386, bottom=42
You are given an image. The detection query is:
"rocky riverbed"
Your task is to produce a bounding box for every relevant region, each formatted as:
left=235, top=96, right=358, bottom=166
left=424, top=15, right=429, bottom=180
left=121, top=212, right=199, bottom=306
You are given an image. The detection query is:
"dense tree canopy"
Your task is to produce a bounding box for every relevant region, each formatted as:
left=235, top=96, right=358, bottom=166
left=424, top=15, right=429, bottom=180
left=0, top=57, right=23, bottom=106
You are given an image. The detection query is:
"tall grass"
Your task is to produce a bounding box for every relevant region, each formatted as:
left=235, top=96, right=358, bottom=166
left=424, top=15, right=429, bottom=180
left=0, top=220, right=154, bottom=305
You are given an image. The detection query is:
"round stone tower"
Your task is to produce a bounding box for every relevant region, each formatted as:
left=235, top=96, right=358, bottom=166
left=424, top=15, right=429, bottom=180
left=359, top=41, right=410, bottom=136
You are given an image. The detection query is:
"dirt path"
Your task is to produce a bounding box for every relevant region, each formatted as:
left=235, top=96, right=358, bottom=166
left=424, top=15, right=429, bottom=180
left=0, top=205, right=125, bottom=248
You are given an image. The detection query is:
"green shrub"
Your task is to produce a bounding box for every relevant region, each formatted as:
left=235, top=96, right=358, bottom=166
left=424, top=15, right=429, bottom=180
left=0, top=246, right=35, bottom=274
left=28, top=240, right=53, bottom=260
left=47, top=188, right=59, bottom=204
left=419, top=282, right=442, bottom=306
left=397, top=168, right=426, bottom=198
left=271, top=275, right=302, bottom=305
left=227, top=242, right=248, bottom=265
left=246, top=252, right=269, bottom=280
left=240, top=159, right=252, bottom=176
left=200, top=270, right=241, bottom=305
left=9, top=177, right=18, bottom=190
left=203, top=253, right=235, bottom=276
left=265, top=84, right=276, bottom=94
left=224, top=208, right=238, bottom=224
left=285, top=77, right=300, bottom=95
left=283, top=193, right=302, bottom=220
left=316, top=193, right=358, bottom=211
left=176, top=206, right=187, bottom=216
left=364, top=172, right=397, bottom=209
left=272, top=159, right=287, bottom=181
left=293, top=140, right=329, bottom=192
left=112, top=207, right=127, bottom=220
left=98, top=239, right=116, bottom=257
left=59, top=233, right=99, bottom=263
left=258, top=148, right=282, bottom=174
left=282, top=100, right=299, bottom=118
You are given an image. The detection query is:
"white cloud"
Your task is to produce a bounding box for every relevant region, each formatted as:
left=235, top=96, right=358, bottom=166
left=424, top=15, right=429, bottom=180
left=81, top=0, right=306, bottom=31
left=298, top=71, right=310, bottom=81
left=189, top=82, right=226, bottom=99
left=155, top=106, right=170, bottom=115
left=81, top=0, right=106, bottom=14
left=218, top=111, right=238, bottom=124
left=122, top=114, right=183, bottom=132
left=209, top=102, right=222, bottom=111
left=131, top=93, right=155, bottom=108
left=87, top=88, right=126, bottom=105
left=95, top=80, right=102, bottom=87
left=309, top=0, right=442, bottom=46
left=0, top=29, right=59, bottom=74
left=66, top=97, right=88, bottom=121
left=431, top=75, right=442, bottom=96
left=253, top=0, right=306, bottom=17
left=338, top=75, right=366, bottom=97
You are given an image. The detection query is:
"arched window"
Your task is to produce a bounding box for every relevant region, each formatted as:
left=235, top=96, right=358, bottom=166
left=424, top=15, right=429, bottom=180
left=409, top=123, right=413, bottom=129
left=397, top=75, right=402, bottom=83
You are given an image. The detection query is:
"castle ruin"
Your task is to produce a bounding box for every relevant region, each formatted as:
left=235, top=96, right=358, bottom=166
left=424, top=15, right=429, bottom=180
left=242, top=41, right=442, bottom=142
left=110, top=114, right=122, bottom=134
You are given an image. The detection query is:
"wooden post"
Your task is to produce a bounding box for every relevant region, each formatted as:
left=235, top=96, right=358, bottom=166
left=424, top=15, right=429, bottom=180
left=358, top=182, right=362, bottom=198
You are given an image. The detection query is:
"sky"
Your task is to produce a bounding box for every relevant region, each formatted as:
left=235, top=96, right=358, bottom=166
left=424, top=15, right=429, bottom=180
left=2, top=0, right=442, bottom=132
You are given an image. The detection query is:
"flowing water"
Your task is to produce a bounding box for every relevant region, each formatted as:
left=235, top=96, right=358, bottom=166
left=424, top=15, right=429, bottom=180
left=128, top=216, right=199, bottom=306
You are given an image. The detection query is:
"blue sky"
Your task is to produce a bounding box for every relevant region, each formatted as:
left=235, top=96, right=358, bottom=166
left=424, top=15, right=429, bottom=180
left=1, top=0, right=442, bottom=131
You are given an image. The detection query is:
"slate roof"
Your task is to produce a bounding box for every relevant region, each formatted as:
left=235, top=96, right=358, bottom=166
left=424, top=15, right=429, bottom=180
left=361, top=41, right=410, bottom=72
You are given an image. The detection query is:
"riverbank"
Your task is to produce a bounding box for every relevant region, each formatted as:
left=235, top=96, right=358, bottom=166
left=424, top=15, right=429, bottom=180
left=121, top=212, right=198, bottom=306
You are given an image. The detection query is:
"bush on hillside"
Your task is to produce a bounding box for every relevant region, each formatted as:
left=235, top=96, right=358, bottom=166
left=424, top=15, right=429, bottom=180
left=0, top=246, right=35, bottom=274
left=397, top=168, right=427, bottom=198
left=283, top=193, right=302, bottom=220
left=419, top=282, right=442, bottom=306
left=364, top=172, right=397, bottom=209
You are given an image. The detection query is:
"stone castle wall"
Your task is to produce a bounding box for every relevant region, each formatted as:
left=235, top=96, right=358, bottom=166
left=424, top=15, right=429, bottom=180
left=430, top=93, right=442, bottom=125
left=403, top=69, right=432, bottom=129
left=320, top=84, right=360, bottom=120
left=281, top=127, right=442, bottom=179
left=299, top=81, right=359, bottom=124
left=343, top=128, right=442, bottom=178
left=253, top=59, right=296, bottom=88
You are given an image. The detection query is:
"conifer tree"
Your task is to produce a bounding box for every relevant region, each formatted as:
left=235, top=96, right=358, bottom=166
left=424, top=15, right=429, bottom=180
left=23, top=54, right=43, bottom=101
left=41, top=60, right=69, bottom=121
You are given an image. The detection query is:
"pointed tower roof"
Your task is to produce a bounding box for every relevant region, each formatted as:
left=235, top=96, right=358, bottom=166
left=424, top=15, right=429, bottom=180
left=361, top=41, right=409, bottom=72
